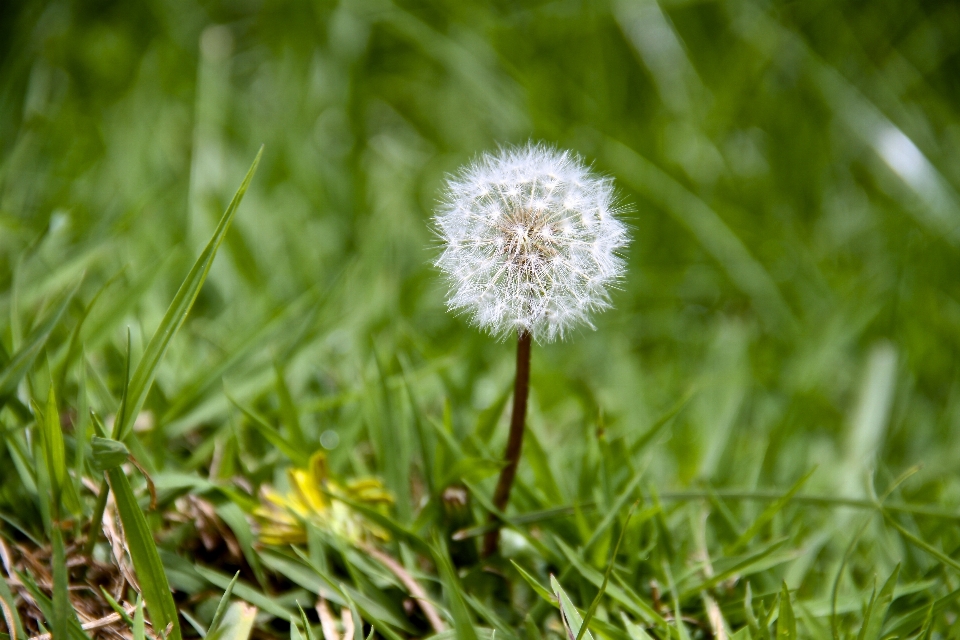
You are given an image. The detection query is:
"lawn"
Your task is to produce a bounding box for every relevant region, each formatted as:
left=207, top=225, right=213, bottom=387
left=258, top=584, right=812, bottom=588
left=2, top=0, right=960, bottom=638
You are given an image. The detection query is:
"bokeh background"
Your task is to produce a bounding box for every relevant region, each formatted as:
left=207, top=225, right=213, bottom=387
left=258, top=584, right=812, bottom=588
left=3, top=0, right=960, bottom=634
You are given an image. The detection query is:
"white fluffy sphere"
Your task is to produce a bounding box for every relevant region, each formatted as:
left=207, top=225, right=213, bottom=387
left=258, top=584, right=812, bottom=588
left=434, top=143, right=629, bottom=342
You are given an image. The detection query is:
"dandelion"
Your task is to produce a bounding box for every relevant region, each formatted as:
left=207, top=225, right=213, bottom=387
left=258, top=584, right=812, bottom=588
left=433, top=142, right=629, bottom=555
left=435, top=142, right=628, bottom=342
left=254, top=451, right=393, bottom=546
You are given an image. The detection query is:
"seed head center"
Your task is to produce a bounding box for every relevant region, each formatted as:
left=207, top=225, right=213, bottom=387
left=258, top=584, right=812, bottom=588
left=496, top=207, right=561, bottom=269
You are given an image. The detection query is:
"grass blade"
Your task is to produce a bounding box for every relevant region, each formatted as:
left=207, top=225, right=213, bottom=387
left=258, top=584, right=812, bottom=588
left=0, top=565, right=25, bottom=640
left=107, top=467, right=182, bottom=640
left=50, top=527, right=76, bottom=640
left=576, top=502, right=638, bottom=640
left=433, top=536, right=479, bottom=640
left=38, top=386, right=66, bottom=509
left=208, top=571, right=240, bottom=636
left=114, top=148, right=262, bottom=441
left=510, top=561, right=555, bottom=604
left=777, top=582, right=795, bottom=640
left=227, top=393, right=309, bottom=467
left=858, top=564, right=899, bottom=640
left=298, top=604, right=318, bottom=640
left=133, top=596, right=146, bottom=640
left=0, top=277, right=82, bottom=407
left=550, top=575, right=593, bottom=640
left=728, top=467, right=816, bottom=554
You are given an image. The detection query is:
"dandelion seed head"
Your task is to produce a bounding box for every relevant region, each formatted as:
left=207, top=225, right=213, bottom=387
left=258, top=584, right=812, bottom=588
left=434, top=142, right=630, bottom=342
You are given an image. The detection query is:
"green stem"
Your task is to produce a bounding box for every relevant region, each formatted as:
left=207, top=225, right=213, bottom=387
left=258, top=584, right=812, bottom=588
left=83, top=478, right=109, bottom=557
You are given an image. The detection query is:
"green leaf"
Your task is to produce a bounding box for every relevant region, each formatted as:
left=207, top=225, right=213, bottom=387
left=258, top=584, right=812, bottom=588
left=523, top=425, right=564, bottom=505
left=208, top=571, right=240, bottom=637
left=107, top=467, right=182, bottom=640
left=114, top=148, right=262, bottom=441
left=227, top=393, right=309, bottom=467
left=208, top=602, right=257, bottom=640
left=38, top=385, right=66, bottom=510
left=886, top=514, right=960, bottom=573
left=620, top=614, right=654, bottom=640
left=133, top=596, right=146, bottom=640
left=216, top=503, right=267, bottom=589
left=0, top=563, right=25, bottom=640
left=510, top=561, right=555, bottom=605
left=195, top=565, right=292, bottom=621
left=576, top=502, right=638, bottom=640
left=340, top=587, right=366, bottom=640
left=100, top=587, right=136, bottom=627
left=275, top=361, right=307, bottom=450
left=90, top=436, right=131, bottom=472
left=433, top=536, right=479, bottom=640
left=858, top=564, right=899, bottom=640
left=15, top=570, right=87, bottom=640
left=472, top=384, right=511, bottom=445
left=50, top=526, right=78, bottom=640
left=728, top=467, right=816, bottom=554
left=550, top=575, right=594, bottom=640
left=0, top=278, right=82, bottom=407
left=290, top=616, right=306, bottom=640
left=557, top=539, right=666, bottom=627
left=298, top=604, right=318, bottom=640
left=628, top=390, right=693, bottom=456
left=777, top=583, right=795, bottom=640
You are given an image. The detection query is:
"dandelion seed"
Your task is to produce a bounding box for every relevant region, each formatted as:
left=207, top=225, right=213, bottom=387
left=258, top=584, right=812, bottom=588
left=434, top=142, right=629, bottom=343
left=431, top=142, right=631, bottom=556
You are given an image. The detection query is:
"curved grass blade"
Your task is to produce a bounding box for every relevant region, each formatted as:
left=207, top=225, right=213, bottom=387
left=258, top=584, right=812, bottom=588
left=0, top=565, right=25, bottom=640
left=0, top=277, right=81, bottom=408
left=728, top=467, right=816, bottom=554
left=227, top=393, right=308, bottom=467
left=114, top=147, right=262, bottom=441
left=510, top=561, right=554, bottom=604
left=107, top=467, right=182, bottom=640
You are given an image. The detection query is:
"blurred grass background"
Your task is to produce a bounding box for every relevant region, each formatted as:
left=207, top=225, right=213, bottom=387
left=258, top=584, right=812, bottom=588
left=3, top=0, right=960, bottom=637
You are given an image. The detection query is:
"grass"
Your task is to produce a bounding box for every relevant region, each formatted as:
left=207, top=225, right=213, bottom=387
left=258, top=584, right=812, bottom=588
left=2, top=0, right=960, bottom=637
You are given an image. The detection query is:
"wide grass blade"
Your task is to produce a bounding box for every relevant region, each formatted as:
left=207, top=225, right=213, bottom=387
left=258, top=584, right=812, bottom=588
left=114, top=147, right=262, bottom=441
left=777, top=583, right=796, bottom=640
left=551, top=575, right=594, bottom=640
left=38, top=386, right=66, bottom=507
left=107, top=466, right=182, bottom=640
left=208, top=603, right=257, bottom=640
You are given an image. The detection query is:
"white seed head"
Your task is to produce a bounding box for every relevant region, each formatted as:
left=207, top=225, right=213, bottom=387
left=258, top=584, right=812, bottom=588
left=433, top=142, right=630, bottom=342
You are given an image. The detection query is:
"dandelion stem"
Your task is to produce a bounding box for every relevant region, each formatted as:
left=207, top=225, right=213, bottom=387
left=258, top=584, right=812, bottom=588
left=483, top=330, right=532, bottom=556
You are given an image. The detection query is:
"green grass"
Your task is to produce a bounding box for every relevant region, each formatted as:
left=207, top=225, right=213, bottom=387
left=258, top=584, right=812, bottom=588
left=2, top=0, right=960, bottom=638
